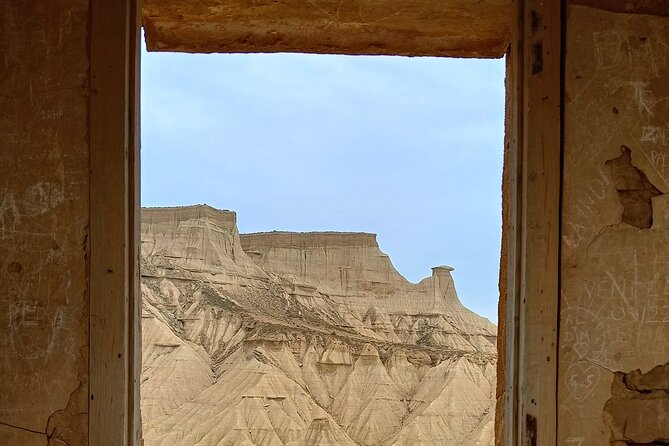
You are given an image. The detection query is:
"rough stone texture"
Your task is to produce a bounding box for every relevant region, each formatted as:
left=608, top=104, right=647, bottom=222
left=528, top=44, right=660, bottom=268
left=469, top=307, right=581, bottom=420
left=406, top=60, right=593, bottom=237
left=0, top=1, right=90, bottom=445
left=140, top=205, right=497, bottom=445
left=559, top=5, right=669, bottom=444
left=142, top=0, right=511, bottom=58
left=239, top=231, right=496, bottom=349
left=604, top=363, right=669, bottom=445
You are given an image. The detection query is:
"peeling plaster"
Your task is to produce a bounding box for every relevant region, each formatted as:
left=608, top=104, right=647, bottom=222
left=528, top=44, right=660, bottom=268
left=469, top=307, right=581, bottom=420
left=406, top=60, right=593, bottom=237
left=606, top=146, right=662, bottom=229
left=604, top=363, right=669, bottom=445
left=560, top=6, right=669, bottom=444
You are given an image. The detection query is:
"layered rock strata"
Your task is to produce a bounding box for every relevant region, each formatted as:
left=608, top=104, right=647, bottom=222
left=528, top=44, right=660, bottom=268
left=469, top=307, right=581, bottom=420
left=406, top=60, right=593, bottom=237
left=140, top=204, right=497, bottom=445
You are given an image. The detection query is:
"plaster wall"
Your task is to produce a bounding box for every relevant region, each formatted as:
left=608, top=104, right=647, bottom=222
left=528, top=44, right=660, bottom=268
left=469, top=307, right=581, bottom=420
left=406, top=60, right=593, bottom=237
left=559, top=5, right=669, bottom=444
left=0, top=1, right=91, bottom=444
left=3, top=1, right=669, bottom=445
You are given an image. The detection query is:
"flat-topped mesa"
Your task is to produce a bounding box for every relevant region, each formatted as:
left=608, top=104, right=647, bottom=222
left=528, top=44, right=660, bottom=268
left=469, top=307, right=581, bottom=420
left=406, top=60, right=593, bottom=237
left=141, top=205, right=266, bottom=281
left=140, top=205, right=498, bottom=445
left=241, top=231, right=379, bottom=249
left=239, top=231, right=410, bottom=297
left=142, top=204, right=237, bottom=229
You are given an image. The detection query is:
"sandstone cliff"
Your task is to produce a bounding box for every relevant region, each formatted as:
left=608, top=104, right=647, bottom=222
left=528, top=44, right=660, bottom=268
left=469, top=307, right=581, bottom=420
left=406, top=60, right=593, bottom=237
left=140, top=204, right=497, bottom=445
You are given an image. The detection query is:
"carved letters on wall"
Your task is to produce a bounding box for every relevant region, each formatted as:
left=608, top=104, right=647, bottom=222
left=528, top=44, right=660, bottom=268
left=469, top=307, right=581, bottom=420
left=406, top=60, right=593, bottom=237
left=560, top=5, right=669, bottom=444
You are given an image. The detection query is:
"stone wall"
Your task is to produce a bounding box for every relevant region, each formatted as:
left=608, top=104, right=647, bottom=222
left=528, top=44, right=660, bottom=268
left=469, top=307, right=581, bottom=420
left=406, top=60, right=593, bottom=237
left=0, top=1, right=91, bottom=444
left=559, top=5, right=669, bottom=444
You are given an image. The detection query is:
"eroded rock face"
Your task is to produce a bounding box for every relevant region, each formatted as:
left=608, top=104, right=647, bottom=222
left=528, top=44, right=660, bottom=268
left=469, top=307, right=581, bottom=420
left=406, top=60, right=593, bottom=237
left=140, top=205, right=497, bottom=445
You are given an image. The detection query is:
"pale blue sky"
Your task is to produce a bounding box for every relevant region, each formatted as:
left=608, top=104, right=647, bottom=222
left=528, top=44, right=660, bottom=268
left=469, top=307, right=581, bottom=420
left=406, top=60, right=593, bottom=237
left=141, top=44, right=505, bottom=323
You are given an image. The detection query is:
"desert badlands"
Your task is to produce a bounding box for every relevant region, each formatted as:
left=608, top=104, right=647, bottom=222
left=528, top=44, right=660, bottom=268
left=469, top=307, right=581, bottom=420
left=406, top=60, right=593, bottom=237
left=140, top=205, right=497, bottom=445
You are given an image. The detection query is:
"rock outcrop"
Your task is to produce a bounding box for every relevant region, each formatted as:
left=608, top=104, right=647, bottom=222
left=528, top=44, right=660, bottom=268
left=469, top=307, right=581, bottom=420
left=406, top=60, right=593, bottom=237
left=140, top=204, right=497, bottom=445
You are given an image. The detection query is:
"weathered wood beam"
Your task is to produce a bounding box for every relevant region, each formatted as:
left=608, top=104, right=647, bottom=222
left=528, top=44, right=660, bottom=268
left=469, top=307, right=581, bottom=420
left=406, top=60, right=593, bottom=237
left=142, top=0, right=512, bottom=58
left=510, top=0, right=562, bottom=444
left=89, top=0, right=141, bottom=444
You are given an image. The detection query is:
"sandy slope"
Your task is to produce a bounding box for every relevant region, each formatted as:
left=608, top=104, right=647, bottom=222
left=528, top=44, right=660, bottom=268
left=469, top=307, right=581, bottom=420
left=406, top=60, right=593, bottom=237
left=140, top=205, right=497, bottom=445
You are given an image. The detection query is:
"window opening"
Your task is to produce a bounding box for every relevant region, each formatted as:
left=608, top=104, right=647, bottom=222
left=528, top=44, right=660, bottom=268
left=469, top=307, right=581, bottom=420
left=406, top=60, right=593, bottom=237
left=139, top=46, right=505, bottom=445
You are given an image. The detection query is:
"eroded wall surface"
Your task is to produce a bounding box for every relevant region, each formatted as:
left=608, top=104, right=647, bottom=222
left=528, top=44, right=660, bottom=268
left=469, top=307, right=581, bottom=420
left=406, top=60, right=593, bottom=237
left=560, top=5, right=669, bottom=444
left=142, top=0, right=511, bottom=57
left=0, top=1, right=90, bottom=444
